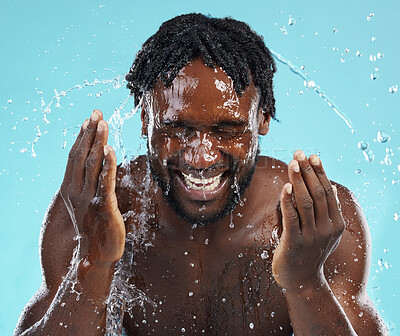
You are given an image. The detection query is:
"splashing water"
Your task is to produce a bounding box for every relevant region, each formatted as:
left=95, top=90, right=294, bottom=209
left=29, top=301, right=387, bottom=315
left=106, top=159, right=157, bottom=335
left=270, top=49, right=355, bottom=133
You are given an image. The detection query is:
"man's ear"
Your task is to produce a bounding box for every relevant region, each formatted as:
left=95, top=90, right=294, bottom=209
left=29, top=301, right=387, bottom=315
left=258, top=109, right=271, bottom=135
left=141, top=103, right=148, bottom=138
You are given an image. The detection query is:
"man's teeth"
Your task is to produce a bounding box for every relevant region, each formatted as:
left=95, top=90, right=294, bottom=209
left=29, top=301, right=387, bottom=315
left=181, top=172, right=223, bottom=191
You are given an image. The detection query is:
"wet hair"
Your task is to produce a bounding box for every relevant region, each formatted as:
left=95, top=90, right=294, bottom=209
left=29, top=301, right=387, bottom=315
left=126, top=13, right=277, bottom=119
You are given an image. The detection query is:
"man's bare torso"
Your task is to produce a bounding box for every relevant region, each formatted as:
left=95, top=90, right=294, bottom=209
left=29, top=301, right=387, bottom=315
left=114, top=155, right=292, bottom=335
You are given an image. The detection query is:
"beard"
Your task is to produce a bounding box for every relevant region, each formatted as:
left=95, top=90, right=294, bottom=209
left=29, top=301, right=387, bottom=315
left=148, top=147, right=260, bottom=227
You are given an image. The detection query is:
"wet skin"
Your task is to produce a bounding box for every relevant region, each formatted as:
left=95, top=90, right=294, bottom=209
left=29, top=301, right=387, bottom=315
left=15, top=59, right=388, bottom=335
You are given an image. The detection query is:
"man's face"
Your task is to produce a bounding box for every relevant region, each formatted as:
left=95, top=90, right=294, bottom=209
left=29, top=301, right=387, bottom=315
left=142, top=58, right=270, bottom=225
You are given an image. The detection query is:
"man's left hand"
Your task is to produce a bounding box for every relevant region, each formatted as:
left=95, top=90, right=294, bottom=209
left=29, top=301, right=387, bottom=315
left=272, top=150, right=345, bottom=291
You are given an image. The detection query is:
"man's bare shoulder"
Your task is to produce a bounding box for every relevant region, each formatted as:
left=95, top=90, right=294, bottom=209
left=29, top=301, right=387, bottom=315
left=249, top=156, right=289, bottom=204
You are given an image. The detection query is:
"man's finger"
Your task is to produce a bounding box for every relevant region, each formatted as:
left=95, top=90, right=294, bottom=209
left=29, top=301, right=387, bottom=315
left=71, top=110, right=103, bottom=191
left=280, top=183, right=300, bottom=239
left=62, top=119, right=88, bottom=187
left=288, top=159, right=315, bottom=235
left=310, top=158, right=345, bottom=236
left=96, top=145, right=117, bottom=205
left=83, top=120, right=109, bottom=195
left=294, top=151, right=329, bottom=230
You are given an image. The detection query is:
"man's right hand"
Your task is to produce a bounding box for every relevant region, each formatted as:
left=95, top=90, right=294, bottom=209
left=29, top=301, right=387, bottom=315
left=60, top=110, right=125, bottom=269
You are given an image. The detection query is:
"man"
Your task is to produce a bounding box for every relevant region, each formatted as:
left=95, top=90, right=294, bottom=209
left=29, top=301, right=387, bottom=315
left=15, top=14, right=388, bottom=335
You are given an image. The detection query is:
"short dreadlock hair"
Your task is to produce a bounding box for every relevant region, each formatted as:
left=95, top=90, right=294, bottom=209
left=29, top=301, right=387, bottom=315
left=126, top=13, right=277, bottom=119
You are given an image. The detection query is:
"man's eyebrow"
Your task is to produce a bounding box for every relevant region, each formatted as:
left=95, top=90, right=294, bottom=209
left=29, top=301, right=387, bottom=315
left=160, top=119, right=188, bottom=126
left=214, top=119, right=248, bottom=126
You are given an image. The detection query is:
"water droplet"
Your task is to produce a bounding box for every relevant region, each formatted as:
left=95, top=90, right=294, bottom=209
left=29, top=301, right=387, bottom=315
left=394, top=213, right=399, bottom=221
left=367, top=12, right=374, bottom=21
left=304, top=80, right=316, bottom=88
left=386, top=320, right=396, bottom=332
left=297, top=90, right=304, bottom=95
left=358, top=141, right=369, bottom=150
left=280, top=26, right=288, bottom=35
left=260, top=250, right=269, bottom=259
left=355, top=169, right=361, bottom=174
left=363, top=150, right=374, bottom=162
left=356, top=51, right=362, bottom=57
left=333, top=28, right=338, bottom=33
left=383, top=156, right=392, bottom=165
left=288, top=16, right=296, bottom=26
left=377, top=131, right=390, bottom=143
left=7, top=99, right=12, bottom=104
left=369, top=54, right=377, bottom=62
left=371, top=37, right=376, bottom=42
left=389, top=85, right=398, bottom=93
left=181, top=327, right=186, bottom=332
left=188, top=291, right=193, bottom=297
left=392, top=179, right=399, bottom=185
left=249, top=322, right=254, bottom=329
left=371, top=70, right=379, bottom=80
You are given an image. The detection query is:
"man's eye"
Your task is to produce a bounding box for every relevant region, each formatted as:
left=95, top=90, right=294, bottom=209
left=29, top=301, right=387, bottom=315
left=216, top=126, right=246, bottom=135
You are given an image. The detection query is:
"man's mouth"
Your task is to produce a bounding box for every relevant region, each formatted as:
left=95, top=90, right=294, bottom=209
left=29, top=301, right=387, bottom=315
left=181, top=172, right=223, bottom=191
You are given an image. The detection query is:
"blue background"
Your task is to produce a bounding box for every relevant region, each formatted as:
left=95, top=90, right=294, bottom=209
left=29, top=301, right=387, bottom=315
left=0, top=0, right=399, bottom=334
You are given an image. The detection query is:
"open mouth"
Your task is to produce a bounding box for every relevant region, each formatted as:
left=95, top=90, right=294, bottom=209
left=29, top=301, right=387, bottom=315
left=172, top=169, right=230, bottom=202
left=181, top=172, right=223, bottom=191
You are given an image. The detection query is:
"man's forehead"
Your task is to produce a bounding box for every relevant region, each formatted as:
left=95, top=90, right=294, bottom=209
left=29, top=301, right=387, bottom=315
left=149, top=58, right=260, bottom=114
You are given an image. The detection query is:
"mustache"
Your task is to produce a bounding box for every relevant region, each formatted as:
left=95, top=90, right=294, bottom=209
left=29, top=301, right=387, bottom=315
left=178, top=161, right=231, bottom=172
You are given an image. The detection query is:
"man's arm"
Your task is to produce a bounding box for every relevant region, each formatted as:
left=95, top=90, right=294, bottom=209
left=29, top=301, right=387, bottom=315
left=324, top=184, right=388, bottom=335
left=14, top=111, right=125, bottom=335
left=272, top=150, right=388, bottom=336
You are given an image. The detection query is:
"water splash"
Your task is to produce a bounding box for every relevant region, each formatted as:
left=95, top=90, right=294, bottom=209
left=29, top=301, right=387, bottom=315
left=31, top=75, right=127, bottom=158
left=270, top=49, right=355, bottom=133
left=106, top=160, right=157, bottom=335
left=107, top=95, right=141, bottom=163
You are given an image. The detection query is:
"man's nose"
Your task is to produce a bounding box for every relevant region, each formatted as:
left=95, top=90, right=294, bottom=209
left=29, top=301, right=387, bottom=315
left=183, top=131, right=221, bottom=170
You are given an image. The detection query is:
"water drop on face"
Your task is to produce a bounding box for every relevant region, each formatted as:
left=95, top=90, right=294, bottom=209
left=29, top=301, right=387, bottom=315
left=288, top=16, right=296, bottom=26
left=7, top=99, right=12, bottom=104
left=280, top=26, right=288, bottom=35
left=367, top=12, right=374, bottom=21
left=394, top=213, right=399, bottom=221
left=249, top=322, right=254, bottom=329
left=333, top=28, right=338, bottom=33
left=188, top=292, right=193, bottom=297
left=356, top=51, right=362, bottom=57
left=261, top=250, right=268, bottom=259
left=377, top=131, right=390, bottom=143
left=355, top=169, right=361, bottom=174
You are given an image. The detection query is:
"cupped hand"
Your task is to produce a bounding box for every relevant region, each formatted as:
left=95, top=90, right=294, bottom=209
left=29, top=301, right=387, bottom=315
left=272, top=150, right=345, bottom=291
left=60, top=110, right=125, bottom=267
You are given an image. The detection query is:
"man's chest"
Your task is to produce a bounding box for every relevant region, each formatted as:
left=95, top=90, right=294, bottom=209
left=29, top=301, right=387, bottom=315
left=117, top=225, right=292, bottom=335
